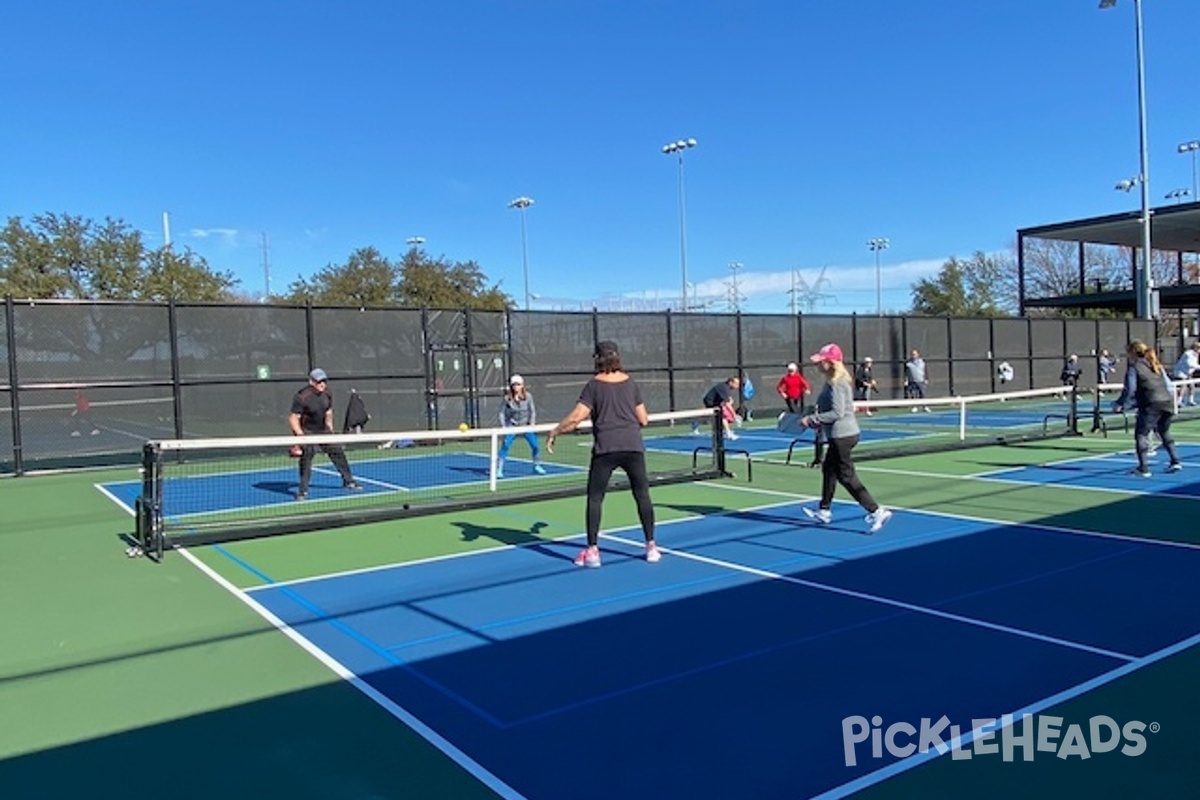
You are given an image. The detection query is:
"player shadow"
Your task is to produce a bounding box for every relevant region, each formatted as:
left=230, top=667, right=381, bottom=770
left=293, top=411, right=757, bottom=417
left=453, top=520, right=551, bottom=548
left=255, top=480, right=300, bottom=497
left=448, top=465, right=491, bottom=477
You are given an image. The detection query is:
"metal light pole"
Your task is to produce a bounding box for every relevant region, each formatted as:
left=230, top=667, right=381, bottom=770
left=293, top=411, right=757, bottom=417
left=507, top=197, right=535, bottom=310
left=868, top=237, right=889, bottom=316
left=1165, top=188, right=1192, bottom=204
left=662, top=138, right=697, bottom=311
left=1100, top=0, right=1153, bottom=319
left=1179, top=140, right=1199, bottom=200
left=405, top=236, right=426, bottom=247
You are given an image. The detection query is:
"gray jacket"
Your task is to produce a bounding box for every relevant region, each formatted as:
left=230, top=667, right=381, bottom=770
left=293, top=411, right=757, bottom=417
left=812, top=379, right=860, bottom=439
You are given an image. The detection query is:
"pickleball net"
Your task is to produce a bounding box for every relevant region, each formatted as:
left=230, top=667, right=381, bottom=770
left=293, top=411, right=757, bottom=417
left=777, top=384, right=1082, bottom=462
left=135, top=408, right=728, bottom=555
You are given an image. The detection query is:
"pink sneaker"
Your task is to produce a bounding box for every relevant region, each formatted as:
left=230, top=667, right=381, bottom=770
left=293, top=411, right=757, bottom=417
left=645, top=542, right=662, bottom=563
left=574, top=546, right=601, bottom=568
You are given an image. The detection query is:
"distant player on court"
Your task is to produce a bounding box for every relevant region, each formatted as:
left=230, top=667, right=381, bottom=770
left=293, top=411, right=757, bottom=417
left=289, top=368, right=362, bottom=501
left=496, top=374, right=546, bottom=478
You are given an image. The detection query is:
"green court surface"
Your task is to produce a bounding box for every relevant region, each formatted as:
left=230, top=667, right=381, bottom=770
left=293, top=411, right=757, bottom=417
left=2, top=419, right=1199, bottom=799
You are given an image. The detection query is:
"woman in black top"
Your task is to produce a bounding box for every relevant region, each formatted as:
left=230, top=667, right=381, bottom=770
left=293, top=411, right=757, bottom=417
left=548, top=340, right=659, bottom=567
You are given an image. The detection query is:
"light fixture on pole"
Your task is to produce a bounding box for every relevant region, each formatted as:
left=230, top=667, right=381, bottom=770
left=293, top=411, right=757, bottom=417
left=1179, top=140, right=1199, bottom=200
left=1100, top=0, right=1153, bottom=320
left=507, top=196, right=535, bottom=311
left=867, top=237, right=890, bottom=316
left=1165, top=188, right=1191, bottom=204
left=662, top=138, right=698, bottom=312
left=405, top=236, right=426, bottom=247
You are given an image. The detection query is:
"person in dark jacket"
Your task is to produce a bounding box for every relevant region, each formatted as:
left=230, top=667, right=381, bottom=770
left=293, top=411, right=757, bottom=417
left=1112, top=340, right=1182, bottom=477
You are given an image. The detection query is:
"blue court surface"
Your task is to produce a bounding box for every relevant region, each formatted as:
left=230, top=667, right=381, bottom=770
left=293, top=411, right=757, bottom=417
left=99, top=452, right=581, bottom=517
left=977, top=442, right=1200, bottom=497
left=230, top=502, right=1200, bottom=799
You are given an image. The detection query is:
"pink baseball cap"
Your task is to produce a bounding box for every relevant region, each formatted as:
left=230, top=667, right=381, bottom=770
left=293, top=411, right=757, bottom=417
left=809, top=343, right=844, bottom=363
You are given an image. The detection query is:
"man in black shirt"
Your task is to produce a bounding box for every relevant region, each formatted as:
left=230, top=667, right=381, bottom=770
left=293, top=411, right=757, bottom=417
left=289, top=368, right=361, bottom=500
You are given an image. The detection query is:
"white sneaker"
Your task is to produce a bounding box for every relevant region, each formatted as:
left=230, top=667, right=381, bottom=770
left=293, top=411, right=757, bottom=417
left=803, top=507, right=832, bottom=524
left=865, top=507, right=893, bottom=533
left=645, top=542, right=662, bottom=563
left=911, top=407, right=919, bottom=413
left=923, top=406, right=931, bottom=413
left=727, top=432, right=739, bottom=441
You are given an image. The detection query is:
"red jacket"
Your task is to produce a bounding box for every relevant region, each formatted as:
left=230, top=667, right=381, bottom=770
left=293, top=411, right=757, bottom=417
left=776, top=373, right=808, bottom=400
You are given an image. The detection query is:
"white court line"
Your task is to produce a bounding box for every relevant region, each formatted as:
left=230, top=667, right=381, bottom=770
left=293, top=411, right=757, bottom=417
left=602, top=530, right=1137, bottom=663
left=176, top=546, right=528, bottom=800
left=811, top=628, right=1200, bottom=800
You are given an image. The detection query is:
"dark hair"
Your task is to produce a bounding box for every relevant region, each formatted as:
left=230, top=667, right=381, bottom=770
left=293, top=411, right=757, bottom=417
left=593, top=340, right=622, bottom=373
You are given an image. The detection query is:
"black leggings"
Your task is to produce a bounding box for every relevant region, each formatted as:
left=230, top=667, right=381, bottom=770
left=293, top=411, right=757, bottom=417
left=586, top=451, right=655, bottom=547
left=819, top=434, right=880, bottom=513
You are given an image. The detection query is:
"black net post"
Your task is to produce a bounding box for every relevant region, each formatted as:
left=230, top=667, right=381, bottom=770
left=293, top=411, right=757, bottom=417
left=137, top=441, right=164, bottom=559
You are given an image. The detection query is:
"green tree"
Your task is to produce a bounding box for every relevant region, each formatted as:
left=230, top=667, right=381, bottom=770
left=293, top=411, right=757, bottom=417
left=0, top=213, right=237, bottom=301
left=909, top=251, right=1016, bottom=316
left=396, top=250, right=511, bottom=310
left=282, top=246, right=399, bottom=306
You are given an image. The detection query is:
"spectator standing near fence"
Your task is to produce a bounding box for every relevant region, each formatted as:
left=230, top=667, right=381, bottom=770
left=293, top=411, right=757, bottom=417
left=905, top=350, right=930, bottom=412
left=496, top=374, right=546, bottom=478
left=1097, top=350, right=1116, bottom=396
left=1060, top=354, right=1082, bottom=398
left=800, top=343, right=892, bottom=533
left=776, top=362, right=808, bottom=414
left=1172, top=342, right=1200, bottom=407
left=289, top=368, right=362, bottom=500
left=547, top=340, right=659, bottom=568
left=854, top=357, right=877, bottom=416
left=1112, top=340, right=1182, bottom=477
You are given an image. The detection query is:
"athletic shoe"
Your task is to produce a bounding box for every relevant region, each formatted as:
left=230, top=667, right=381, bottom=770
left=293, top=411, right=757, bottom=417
left=911, top=406, right=919, bottom=413
left=574, top=546, right=601, bottom=568
left=727, top=432, right=739, bottom=441
left=90, top=429, right=100, bottom=435
left=645, top=542, right=662, bottom=563
left=803, top=507, right=832, bottom=524
left=1147, top=448, right=1158, bottom=457
left=923, top=406, right=932, bottom=413
left=866, top=507, right=893, bottom=533
left=496, top=465, right=505, bottom=478
left=295, top=492, right=307, bottom=501
left=344, top=481, right=363, bottom=491
left=70, top=430, right=81, bottom=437
left=533, top=464, right=547, bottom=475
left=1167, top=462, right=1184, bottom=473
left=1130, top=468, right=1151, bottom=478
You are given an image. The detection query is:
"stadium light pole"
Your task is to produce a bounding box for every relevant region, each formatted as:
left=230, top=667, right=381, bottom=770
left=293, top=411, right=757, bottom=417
left=1179, top=140, right=1200, bottom=200
left=507, top=197, right=535, bottom=311
left=1165, top=188, right=1191, bottom=204
left=662, top=138, right=697, bottom=311
left=1100, top=0, right=1153, bottom=319
left=405, top=236, right=426, bottom=247
left=868, top=237, right=889, bottom=316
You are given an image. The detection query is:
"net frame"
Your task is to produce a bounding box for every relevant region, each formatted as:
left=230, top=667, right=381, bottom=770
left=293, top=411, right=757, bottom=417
left=136, top=408, right=728, bottom=555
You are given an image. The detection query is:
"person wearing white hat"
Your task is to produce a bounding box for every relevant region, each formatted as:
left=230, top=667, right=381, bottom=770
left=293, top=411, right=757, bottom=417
left=775, top=362, right=809, bottom=414
left=496, top=374, right=546, bottom=478
left=288, top=368, right=362, bottom=500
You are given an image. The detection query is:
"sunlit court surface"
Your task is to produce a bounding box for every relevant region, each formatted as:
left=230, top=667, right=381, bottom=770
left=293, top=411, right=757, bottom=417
left=22, top=413, right=1193, bottom=799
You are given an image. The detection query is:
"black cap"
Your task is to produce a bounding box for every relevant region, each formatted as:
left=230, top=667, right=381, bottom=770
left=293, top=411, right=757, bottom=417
left=594, top=340, right=620, bottom=357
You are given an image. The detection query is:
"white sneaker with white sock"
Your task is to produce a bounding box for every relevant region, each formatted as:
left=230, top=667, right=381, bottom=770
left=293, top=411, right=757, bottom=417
left=865, top=507, right=893, bottom=533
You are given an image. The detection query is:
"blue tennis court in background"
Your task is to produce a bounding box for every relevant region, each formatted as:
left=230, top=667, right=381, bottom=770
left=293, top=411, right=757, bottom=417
left=99, top=452, right=582, bottom=517
left=230, top=499, right=1200, bottom=800
left=977, top=442, right=1200, bottom=497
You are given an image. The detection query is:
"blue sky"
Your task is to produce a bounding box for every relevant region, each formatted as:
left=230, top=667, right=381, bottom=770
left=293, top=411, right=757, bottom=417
left=2, top=1, right=1197, bottom=314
